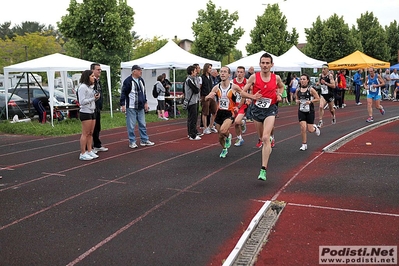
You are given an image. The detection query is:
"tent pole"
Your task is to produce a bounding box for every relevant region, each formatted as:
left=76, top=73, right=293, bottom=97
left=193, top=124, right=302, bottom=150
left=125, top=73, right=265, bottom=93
left=173, top=67, right=176, bottom=118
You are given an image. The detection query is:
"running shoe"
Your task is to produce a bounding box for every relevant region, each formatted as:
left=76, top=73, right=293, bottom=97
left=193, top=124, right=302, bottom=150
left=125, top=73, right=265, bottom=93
left=299, top=144, right=307, bottom=151
left=225, top=133, right=232, bottom=148
left=79, top=153, right=93, bottom=161
left=258, top=169, right=266, bottom=181
left=87, top=151, right=99, bottom=159
left=93, top=146, right=108, bottom=152
left=241, top=119, right=247, bottom=134
left=270, top=136, right=275, bottom=148
left=189, top=136, right=202, bottom=140
left=203, top=127, right=211, bottom=134
left=366, top=116, right=374, bottom=123
left=313, top=125, right=320, bottom=136
left=256, top=138, right=263, bottom=148
left=332, top=116, right=336, bottom=124
left=379, top=106, right=385, bottom=115
left=140, top=140, right=155, bottom=146
left=210, top=126, right=218, bottom=133
left=129, top=142, right=138, bottom=149
left=234, top=138, right=244, bottom=147
left=219, top=148, right=228, bottom=158
left=317, top=120, right=323, bottom=128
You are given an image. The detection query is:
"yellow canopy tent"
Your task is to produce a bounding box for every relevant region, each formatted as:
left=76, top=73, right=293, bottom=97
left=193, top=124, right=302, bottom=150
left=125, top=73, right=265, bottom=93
left=328, top=50, right=390, bottom=70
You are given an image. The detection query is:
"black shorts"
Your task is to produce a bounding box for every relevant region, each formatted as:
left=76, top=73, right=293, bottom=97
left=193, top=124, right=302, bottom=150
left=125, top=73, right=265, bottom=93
left=214, top=109, right=234, bottom=125
left=321, top=93, right=334, bottom=103
left=298, top=110, right=315, bottom=124
left=251, top=104, right=278, bottom=122
left=157, top=100, right=166, bottom=110
left=79, top=112, right=96, bottom=121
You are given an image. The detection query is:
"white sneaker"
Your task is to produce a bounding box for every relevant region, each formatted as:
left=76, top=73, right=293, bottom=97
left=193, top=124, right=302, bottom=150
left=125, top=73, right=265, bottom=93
left=313, top=125, right=320, bottom=136
left=299, top=144, right=307, bottom=151
left=210, top=126, right=218, bottom=133
left=189, top=136, right=201, bottom=140
left=87, top=151, right=99, bottom=159
left=203, top=127, right=211, bottom=134
left=93, top=146, right=108, bottom=152
left=129, top=142, right=138, bottom=149
left=140, top=140, right=155, bottom=146
left=79, top=153, right=93, bottom=161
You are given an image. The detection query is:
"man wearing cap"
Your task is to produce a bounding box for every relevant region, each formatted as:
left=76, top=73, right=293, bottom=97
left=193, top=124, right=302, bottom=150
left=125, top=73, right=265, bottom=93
left=120, top=65, right=155, bottom=148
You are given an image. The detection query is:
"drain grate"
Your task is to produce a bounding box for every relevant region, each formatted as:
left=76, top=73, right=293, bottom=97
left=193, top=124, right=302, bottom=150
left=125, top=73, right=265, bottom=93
left=231, top=200, right=286, bottom=266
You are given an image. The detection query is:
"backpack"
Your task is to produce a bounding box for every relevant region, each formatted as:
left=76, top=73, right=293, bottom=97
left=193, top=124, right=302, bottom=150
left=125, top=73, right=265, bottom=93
left=152, top=84, right=159, bottom=98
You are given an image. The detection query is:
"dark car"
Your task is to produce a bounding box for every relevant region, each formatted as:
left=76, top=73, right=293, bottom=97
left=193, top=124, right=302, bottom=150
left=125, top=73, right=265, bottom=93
left=0, top=92, right=30, bottom=119
left=9, top=86, right=77, bottom=105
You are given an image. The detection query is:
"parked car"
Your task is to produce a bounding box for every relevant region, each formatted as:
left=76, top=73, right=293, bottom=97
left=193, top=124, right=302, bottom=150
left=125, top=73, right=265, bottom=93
left=0, top=92, right=30, bottom=119
left=10, top=86, right=77, bottom=105
left=169, top=82, right=184, bottom=104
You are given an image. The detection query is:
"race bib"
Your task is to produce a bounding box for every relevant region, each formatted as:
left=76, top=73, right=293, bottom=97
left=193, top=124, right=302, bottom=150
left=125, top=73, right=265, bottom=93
left=321, top=85, right=328, bottom=94
left=219, top=98, right=229, bottom=110
left=255, top=97, right=271, bottom=108
left=369, top=85, right=377, bottom=92
left=299, top=100, right=310, bottom=112
left=235, top=93, right=242, bottom=103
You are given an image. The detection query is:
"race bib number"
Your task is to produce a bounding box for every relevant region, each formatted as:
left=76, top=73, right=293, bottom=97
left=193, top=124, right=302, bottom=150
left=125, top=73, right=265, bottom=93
left=299, top=100, right=310, bottom=112
left=219, top=98, right=229, bottom=110
left=255, top=97, right=271, bottom=109
left=369, top=85, right=377, bottom=92
left=321, top=85, right=328, bottom=94
left=235, top=93, right=242, bottom=103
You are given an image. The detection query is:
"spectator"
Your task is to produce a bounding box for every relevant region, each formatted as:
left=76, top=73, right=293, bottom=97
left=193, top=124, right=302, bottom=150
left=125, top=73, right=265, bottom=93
left=78, top=70, right=100, bottom=161
left=200, top=63, right=217, bottom=134
left=32, top=96, right=49, bottom=124
left=185, top=65, right=201, bottom=140
left=120, top=65, right=155, bottom=148
left=353, top=69, right=364, bottom=105
left=90, top=63, right=108, bottom=153
left=289, top=73, right=298, bottom=103
left=390, top=69, right=399, bottom=99
left=245, top=66, right=255, bottom=79
left=155, top=75, right=168, bottom=120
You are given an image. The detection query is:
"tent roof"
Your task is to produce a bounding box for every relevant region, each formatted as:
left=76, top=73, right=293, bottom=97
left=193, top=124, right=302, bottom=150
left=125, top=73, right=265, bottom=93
left=121, top=40, right=221, bottom=70
left=279, top=45, right=327, bottom=68
left=226, top=51, right=301, bottom=72
left=4, top=53, right=110, bottom=72
left=390, top=63, right=399, bottom=70
left=328, top=50, right=390, bottom=70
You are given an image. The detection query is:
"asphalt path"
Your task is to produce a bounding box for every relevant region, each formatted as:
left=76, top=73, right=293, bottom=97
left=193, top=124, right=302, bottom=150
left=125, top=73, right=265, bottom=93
left=0, top=99, right=398, bottom=265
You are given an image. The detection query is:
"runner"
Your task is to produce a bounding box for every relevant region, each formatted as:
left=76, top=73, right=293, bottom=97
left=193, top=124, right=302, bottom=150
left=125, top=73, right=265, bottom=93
left=232, top=66, right=249, bottom=147
left=241, top=52, right=285, bottom=181
left=364, top=67, right=385, bottom=123
left=295, top=73, right=321, bottom=151
left=317, top=64, right=336, bottom=128
left=205, top=66, right=261, bottom=158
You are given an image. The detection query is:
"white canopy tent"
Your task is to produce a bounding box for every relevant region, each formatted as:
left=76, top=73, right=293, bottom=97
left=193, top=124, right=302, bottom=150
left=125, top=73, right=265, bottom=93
left=227, top=51, right=301, bottom=72
left=121, top=40, right=222, bottom=113
left=279, top=45, right=327, bottom=68
left=3, top=53, right=112, bottom=126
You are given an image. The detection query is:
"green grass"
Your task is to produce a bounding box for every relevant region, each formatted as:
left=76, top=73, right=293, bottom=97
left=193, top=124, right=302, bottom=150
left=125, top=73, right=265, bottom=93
left=0, top=109, right=187, bottom=136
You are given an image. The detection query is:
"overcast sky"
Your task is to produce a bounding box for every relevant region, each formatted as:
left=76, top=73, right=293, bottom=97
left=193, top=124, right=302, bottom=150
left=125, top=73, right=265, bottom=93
left=3, top=0, right=398, bottom=55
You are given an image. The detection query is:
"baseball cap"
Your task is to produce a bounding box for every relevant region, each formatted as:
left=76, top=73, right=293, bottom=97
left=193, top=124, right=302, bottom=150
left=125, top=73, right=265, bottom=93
left=131, top=65, right=142, bottom=71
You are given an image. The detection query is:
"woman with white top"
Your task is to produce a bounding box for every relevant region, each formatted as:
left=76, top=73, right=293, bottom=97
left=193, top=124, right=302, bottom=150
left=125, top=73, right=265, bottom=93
left=78, top=70, right=100, bottom=160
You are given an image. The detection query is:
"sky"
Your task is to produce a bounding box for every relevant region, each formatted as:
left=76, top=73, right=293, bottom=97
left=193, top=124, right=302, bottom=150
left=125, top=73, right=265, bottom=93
left=2, top=0, right=399, bottom=55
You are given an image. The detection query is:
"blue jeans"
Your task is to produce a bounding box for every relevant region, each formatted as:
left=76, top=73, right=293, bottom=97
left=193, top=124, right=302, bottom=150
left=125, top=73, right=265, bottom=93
left=126, top=108, right=149, bottom=144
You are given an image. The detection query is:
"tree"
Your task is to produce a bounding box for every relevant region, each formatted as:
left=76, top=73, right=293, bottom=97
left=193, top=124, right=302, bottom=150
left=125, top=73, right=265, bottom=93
left=0, top=33, right=63, bottom=71
left=356, top=12, right=389, bottom=62
left=191, top=0, right=244, bottom=61
left=385, top=21, right=399, bottom=64
left=304, top=14, right=360, bottom=62
left=12, top=21, right=46, bottom=36
left=131, top=37, right=168, bottom=60
left=246, top=3, right=298, bottom=56
left=0, top=22, right=14, bottom=40
left=58, top=0, right=135, bottom=102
